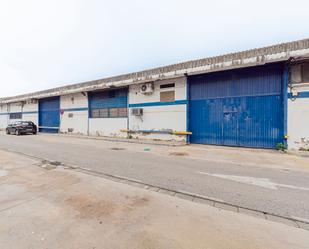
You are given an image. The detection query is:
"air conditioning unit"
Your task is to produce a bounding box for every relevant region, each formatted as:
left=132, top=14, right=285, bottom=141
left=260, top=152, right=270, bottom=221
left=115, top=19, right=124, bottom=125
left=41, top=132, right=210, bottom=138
left=131, top=108, right=143, bottom=116
left=140, top=82, right=154, bottom=94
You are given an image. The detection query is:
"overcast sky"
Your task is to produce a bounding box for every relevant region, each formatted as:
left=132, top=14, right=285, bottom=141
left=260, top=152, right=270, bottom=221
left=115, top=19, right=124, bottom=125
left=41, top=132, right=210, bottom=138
left=0, top=0, right=308, bottom=97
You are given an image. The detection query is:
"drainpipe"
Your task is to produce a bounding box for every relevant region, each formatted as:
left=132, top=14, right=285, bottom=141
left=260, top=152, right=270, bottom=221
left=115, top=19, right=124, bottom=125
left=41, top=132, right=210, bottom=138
left=127, top=87, right=130, bottom=138
left=6, top=104, right=9, bottom=125
left=283, top=63, right=289, bottom=148
left=87, top=92, right=90, bottom=136
left=185, top=73, right=190, bottom=144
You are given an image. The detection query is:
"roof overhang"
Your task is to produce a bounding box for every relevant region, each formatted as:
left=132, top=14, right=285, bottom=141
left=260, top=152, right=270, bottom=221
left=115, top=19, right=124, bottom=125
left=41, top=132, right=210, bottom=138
left=1, top=38, right=309, bottom=104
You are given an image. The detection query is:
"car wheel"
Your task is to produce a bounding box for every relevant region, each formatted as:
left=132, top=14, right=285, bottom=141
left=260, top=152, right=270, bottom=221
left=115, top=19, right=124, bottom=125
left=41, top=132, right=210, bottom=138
left=33, top=131, right=37, bottom=135
left=6, top=129, right=10, bottom=135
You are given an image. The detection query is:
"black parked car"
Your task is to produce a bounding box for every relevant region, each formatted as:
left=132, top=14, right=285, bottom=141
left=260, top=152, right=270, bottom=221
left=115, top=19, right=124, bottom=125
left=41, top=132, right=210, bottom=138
left=6, top=121, right=37, bottom=135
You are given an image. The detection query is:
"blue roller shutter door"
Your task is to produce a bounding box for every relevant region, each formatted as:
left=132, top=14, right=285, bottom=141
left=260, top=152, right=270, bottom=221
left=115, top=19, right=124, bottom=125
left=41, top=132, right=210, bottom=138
left=189, top=64, right=284, bottom=148
left=39, top=97, right=60, bottom=133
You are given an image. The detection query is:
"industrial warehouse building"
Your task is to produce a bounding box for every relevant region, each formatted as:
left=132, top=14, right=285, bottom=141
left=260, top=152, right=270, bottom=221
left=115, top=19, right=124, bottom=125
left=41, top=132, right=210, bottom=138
left=1, top=38, right=309, bottom=150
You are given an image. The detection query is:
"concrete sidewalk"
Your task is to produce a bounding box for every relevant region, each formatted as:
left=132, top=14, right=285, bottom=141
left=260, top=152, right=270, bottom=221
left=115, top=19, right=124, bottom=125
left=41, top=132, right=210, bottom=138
left=0, top=149, right=308, bottom=249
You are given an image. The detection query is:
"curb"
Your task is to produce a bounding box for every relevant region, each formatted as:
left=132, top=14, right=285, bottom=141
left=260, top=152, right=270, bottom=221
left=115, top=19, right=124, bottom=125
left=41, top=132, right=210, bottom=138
left=73, top=167, right=309, bottom=230
left=287, top=150, right=309, bottom=158
left=1, top=147, right=309, bottom=231
left=55, top=133, right=187, bottom=147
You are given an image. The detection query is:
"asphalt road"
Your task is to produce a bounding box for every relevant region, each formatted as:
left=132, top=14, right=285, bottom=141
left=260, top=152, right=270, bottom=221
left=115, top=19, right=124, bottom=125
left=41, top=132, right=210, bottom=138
left=1, top=133, right=309, bottom=222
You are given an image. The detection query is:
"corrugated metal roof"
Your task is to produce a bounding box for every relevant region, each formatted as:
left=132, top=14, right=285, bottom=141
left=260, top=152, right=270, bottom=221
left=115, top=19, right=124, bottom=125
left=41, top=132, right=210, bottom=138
left=1, top=38, right=309, bottom=104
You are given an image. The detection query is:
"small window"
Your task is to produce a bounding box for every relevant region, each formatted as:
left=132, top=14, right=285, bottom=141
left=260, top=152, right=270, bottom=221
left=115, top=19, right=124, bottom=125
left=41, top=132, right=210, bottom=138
left=160, top=91, right=175, bottom=102
left=68, top=113, right=73, bottom=118
left=21, top=121, right=30, bottom=125
left=160, top=83, right=175, bottom=89
left=92, top=109, right=100, bottom=118
left=99, top=109, right=109, bottom=118
left=9, top=113, right=22, bottom=120
left=109, top=108, right=118, bottom=118
left=302, top=63, right=309, bottom=82
left=118, top=108, right=127, bottom=117
left=91, top=108, right=127, bottom=118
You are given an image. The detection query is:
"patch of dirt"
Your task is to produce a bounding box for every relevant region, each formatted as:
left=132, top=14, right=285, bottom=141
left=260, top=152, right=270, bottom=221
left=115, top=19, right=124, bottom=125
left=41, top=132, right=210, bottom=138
left=41, top=164, right=57, bottom=170
left=50, top=161, right=62, bottom=166
left=110, top=147, right=126, bottom=151
left=39, top=160, right=62, bottom=170
left=65, top=195, right=117, bottom=219
left=169, top=152, right=189, bottom=156
left=129, top=197, right=149, bottom=208
left=66, top=194, right=150, bottom=219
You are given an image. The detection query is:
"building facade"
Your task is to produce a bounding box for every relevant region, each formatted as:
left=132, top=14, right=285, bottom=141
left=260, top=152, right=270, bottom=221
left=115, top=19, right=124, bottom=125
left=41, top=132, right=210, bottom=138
left=1, top=39, right=309, bottom=150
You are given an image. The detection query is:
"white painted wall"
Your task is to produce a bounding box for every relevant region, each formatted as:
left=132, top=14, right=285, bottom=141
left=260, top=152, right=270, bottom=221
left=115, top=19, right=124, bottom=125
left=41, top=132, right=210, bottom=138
left=89, top=118, right=127, bottom=137
left=288, top=84, right=309, bottom=150
left=288, top=64, right=309, bottom=150
left=22, top=102, right=38, bottom=125
left=0, top=101, right=38, bottom=129
left=0, top=104, right=9, bottom=129
left=128, top=77, right=187, bottom=141
left=5, top=103, right=22, bottom=126
left=8, top=103, right=22, bottom=113
left=60, top=93, right=88, bottom=134
left=129, top=77, right=186, bottom=104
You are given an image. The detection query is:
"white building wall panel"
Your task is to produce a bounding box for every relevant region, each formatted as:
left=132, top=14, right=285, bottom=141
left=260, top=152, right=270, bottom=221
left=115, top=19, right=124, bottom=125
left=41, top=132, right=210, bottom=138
left=22, top=102, right=38, bottom=125
left=129, top=105, right=186, bottom=141
left=60, top=111, right=88, bottom=134
left=129, top=77, right=186, bottom=104
left=128, top=77, right=187, bottom=141
left=22, top=102, right=38, bottom=112
left=89, top=118, right=127, bottom=137
left=60, top=93, right=88, bottom=134
left=22, top=114, right=38, bottom=125
left=60, top=93, right=88, bottom=109
left=0, top=102, right=38, bottom=129
left=0, top=115, right=8, bottom=129
left=7, top=103, right=22, bottom=124
left=288, top=88, right=309, bottom=150
left=288, top=98, right=309, bottom=150
left=8, top=103, right=22, bottom=113
left=287, top=64, right=309, bottom=150
left=0, top=104, right=8, bottom=129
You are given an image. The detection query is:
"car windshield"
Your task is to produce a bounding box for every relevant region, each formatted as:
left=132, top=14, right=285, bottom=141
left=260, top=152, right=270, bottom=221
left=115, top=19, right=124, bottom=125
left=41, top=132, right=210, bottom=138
left=15, top=121, right=31, bottom=125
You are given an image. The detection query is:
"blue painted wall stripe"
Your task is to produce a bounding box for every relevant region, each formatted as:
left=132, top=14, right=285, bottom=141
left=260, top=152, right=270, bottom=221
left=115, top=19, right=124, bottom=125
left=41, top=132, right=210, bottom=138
left=0, top=111, right=38, bottom=115
left=288, top=91, right=309, bottom=99
left=129, top=100, right=188, bottom=108
left=22, top=111, right=38, bottom=115
left=63, top=107, right=88, bottom=112
left=0, top=108, right=89, bottom=116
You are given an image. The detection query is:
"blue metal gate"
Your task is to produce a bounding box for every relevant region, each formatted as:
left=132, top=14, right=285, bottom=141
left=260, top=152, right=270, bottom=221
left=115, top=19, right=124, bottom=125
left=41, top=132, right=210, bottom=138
left=189, top=64, right=284, bottom=148
left=39, top=97, right=60, bottom=133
